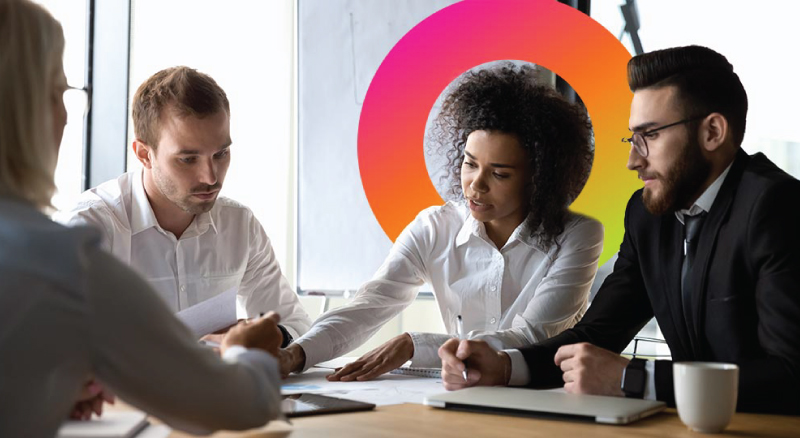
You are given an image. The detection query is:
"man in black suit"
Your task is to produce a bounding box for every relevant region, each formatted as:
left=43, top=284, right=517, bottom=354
left=438, top=45, right=800, bottom=415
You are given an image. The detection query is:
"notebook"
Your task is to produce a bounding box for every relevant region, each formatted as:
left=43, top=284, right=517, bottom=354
left=424, top=386, right=665, bottom=425
left=389, top=367, right=441, bottom=378
left=316, top=358, right=442, bottom=378
left=57, top=411, right=149, bottom=438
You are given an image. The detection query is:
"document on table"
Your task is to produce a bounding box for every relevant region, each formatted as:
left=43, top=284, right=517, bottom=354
left=57, top=411, right=151, bottom=438
left=316, top=357, right=360, bottom=370
left=283, top=368, right=447, bottom=406
left=176, top=286, right=238, bottom=338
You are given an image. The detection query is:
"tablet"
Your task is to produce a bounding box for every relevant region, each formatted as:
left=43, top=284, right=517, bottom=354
left=281, top=393, right=376, bottom=417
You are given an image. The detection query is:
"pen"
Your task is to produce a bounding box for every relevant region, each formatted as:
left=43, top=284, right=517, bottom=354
left=457, top=315, right=468, bottom=382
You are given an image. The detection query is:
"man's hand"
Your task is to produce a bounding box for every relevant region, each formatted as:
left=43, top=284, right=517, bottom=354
left=278, top=344, right=307, bottom=378
left=327, top=333, right=414, bottom=382
left=438, top=339, right=510, bottom=391
left=554, top=343, right=629, bottom=396
left=221, top=311, right=282, bottom=357
left=70, top=379, right=115, bottom=420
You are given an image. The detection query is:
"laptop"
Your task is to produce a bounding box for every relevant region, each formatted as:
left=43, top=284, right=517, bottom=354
left=424, top=387, right=665, bottom=425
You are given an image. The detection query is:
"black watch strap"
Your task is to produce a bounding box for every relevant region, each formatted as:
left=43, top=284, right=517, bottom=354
left=621, top=358, right=647, bottom=399
left=277, top=324, right=293, bottom=348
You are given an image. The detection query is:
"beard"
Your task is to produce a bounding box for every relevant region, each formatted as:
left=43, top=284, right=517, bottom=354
left=152, top=165, right=219, bottom=215
left=642, top=133, right=710, bottom=216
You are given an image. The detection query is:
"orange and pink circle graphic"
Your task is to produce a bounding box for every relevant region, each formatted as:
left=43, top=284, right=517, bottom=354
left=357, top=0, right=639, bottom=264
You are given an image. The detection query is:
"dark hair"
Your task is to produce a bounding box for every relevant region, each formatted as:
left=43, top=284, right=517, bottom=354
left=132, top=66, right=230, bottom=148
left=429, top=63, right=594, bottom=251
left=627, top=45, right=748, bottom=147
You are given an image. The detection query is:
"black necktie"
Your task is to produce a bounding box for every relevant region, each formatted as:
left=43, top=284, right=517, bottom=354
left=681, top=212, right=707, bottom=332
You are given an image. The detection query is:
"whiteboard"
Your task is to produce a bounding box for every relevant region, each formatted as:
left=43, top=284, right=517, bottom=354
left=297, top=0, right=459, bottom=293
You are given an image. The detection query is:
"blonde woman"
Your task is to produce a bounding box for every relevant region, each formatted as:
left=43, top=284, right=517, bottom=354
left=0, top=1, right=285, bottom=435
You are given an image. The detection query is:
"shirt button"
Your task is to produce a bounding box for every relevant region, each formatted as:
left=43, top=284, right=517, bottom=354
left=490, top=285, right=497, bottom=292
left=490, top=317, right=497, bottom=324
left=180, top=285, right=186, bottom=292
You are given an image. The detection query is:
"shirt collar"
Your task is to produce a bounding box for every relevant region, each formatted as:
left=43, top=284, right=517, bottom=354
left=130, top=169, right=218, bottom=237
left=455, top=210, right=479, bottom=247
left=195, top=205, right=218, bottom=235
left=455, top=203, right=539, bottom=250
left=130, top=169, right=160, bottom=235
left=675, top=162, right=733, bottom=224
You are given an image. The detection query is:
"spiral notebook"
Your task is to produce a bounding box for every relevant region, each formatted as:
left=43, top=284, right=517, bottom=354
left=389, top=367, right=441, bottom=378
left=315, top=358, right=442, bottom=379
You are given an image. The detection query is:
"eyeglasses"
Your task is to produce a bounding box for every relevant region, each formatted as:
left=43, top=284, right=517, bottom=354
left=622, top=115, right=706, bottom=158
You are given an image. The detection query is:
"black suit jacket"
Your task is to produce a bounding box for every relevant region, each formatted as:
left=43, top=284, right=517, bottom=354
left=520, top=150, right=800, bottom=415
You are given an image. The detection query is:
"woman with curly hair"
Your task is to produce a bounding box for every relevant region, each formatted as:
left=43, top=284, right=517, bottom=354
left=280, top=63, right=603, bottom=381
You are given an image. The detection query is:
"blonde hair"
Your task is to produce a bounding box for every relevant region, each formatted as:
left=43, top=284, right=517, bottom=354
left=0, top=0, right=65, bottom=209
left=132, top=66, right=230, bottom=148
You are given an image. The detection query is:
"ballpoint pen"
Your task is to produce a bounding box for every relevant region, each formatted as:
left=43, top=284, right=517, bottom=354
left=456, top=315, right=468, bottom=382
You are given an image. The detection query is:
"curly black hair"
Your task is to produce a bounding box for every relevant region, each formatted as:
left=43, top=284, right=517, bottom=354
left=428, top=63, right=594, bottom=251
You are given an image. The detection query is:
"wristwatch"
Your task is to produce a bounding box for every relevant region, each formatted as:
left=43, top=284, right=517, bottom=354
left=621, top=358, right=647, bottom=399
left=277, top=324, right=294, bottom=348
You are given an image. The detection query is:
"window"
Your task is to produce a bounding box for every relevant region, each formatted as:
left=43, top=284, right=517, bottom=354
left=128, top=0, right=296, bottom=278
left=592, top=0, right=800, bottom=178
left=34, top=0, right=90, bottom=211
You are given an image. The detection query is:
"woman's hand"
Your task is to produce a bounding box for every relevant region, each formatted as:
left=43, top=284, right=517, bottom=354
left=70, top=379, right=115, bottom=420
left=326, top=333, right=415, bottom=382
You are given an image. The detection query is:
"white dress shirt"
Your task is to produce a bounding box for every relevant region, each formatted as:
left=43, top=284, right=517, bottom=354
left=297, top=201, right=604, bottom=369
left=56, top=170, right=310, bottom=338
left=0, top=198, right=282, bottom=437
left=505, top=163, right=734, bottom=397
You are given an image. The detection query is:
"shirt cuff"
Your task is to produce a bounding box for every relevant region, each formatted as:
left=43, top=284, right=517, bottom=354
left=504, top=349, right=531, bottom=386
left=643, top=360, right=656, bottom=400
left=221, top=345, right=280, bottom=378
left=408, top=332, right=446, bottom=368
left=222, top=345, right=249, bottom=361
left=294, top=330, right=334, bottom=372
left=283, top=324, right=300, bottom=340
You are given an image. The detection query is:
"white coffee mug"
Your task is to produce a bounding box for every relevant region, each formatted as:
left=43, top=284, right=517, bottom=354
left=673, top=362, right=739, bottom=433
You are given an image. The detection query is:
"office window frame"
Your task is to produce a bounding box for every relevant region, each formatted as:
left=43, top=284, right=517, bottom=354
left=84, top=0, right=132, bottom=189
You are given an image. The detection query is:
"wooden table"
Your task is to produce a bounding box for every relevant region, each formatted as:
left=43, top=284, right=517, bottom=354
left=162, top=403, right=800, bottom=438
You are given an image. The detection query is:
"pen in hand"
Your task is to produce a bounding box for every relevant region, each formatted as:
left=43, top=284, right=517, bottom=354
left=456, top=315, right=468, bottom=382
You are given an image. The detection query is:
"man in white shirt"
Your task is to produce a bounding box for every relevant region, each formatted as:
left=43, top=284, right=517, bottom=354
left=59, top=66, right=310, bottom=345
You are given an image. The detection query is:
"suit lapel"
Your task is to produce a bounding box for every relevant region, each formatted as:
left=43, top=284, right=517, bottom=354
left=689, top=151, right=749, bottom=357
left=658, top=213, right=693, bottom=358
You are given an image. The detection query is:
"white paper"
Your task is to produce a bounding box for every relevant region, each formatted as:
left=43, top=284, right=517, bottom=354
left=176, top=286, right=238, bottom=337
left=315, top=356, right=359, bottom=370
left=57, top=411, right=148, bottom=438
left=282, top=368, right=447, bottom=406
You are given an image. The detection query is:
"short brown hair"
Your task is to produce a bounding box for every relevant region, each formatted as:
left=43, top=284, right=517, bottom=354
left=132, top=66, right=230, bottom=147
left=627, top=45, right=748, bottom=147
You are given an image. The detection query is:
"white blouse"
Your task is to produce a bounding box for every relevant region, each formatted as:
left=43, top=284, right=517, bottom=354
left=0, top=198, right=282, bottom=437
left=297, top=201, right=604, bottom=369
